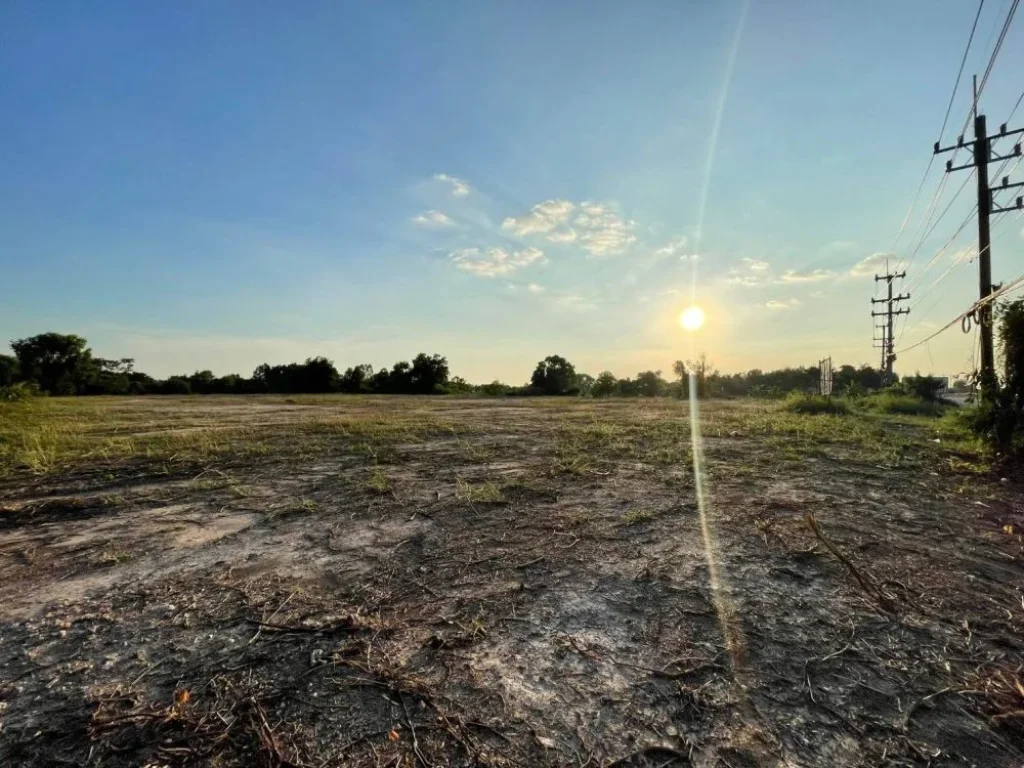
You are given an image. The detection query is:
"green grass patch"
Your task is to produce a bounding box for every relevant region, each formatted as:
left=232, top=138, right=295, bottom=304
left=455, top=477, right=504, bottom=503
left=859, top=393, right=944, bottom=417
left=781, top=393, right=850, bottom=415
left=623, top=507, right=654, bottom=525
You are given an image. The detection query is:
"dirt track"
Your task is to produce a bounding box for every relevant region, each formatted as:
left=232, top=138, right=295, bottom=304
left=0, top=396, right=1022, bottom=766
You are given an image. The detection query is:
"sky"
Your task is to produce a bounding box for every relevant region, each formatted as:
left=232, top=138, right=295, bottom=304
left=2, top=1, right=1024, bottom=383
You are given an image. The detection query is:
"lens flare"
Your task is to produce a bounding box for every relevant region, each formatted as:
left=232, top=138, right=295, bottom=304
left=678, top=306, right=706, bottom=332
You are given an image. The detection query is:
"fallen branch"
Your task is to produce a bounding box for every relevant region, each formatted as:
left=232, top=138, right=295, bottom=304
left=804, top=514, right=895, bottom=613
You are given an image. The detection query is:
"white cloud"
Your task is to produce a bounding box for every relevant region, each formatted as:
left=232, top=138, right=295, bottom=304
left=726, top=270, right=765, bottom=287
left=654, top=236, right=688, bottom=257
left=434, top=173, right=470, bottom=196
left=766, top=298, right=801, bottom=310
left=502, top=200, right=575, bottom=236
left=527, top=283, right=545, bottom=294
left=849, top=253, right=893, bottom=278
left=449, top=246, right=545, bottom=278
left=951, top=245, right=977, bottom=264
left=502, top=198, right=635, bottom=257
left=546, top=228, right=578, bottom=243
left=412, top=210, right=454, bottom=227
left=778, top=268, right=834, bottom=284
left=574, top=202, right=636, bottom=256
left=741, top=257, right=770, bottom=272
left=554, top=294, right=597, bottom=312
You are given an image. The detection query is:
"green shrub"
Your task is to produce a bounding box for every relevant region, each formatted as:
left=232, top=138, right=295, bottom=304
left=860, top=393, right=943, bottom=417
left=0, top=381, right=41, bottom=401
left=781, top=393, right=850, bottom=415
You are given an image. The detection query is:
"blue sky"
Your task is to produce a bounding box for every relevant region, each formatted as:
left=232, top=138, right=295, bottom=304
left=2, top=1, right=1023, bottom=382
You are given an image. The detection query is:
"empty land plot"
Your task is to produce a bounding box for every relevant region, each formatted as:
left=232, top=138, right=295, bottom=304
left=0, top=395, right=1022, bottom=766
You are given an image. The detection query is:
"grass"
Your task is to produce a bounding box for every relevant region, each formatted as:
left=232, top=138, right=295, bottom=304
left=623, top=507, right=654, bottom=525
left=781, top=393, right=850, bottom=415
left=367, top=467, right=392, bottom=495
left=0, top=394, right=991, bottom=486
left=859, top=393, right=944, bottom=417
left=455, top=476, right=504, bottom=503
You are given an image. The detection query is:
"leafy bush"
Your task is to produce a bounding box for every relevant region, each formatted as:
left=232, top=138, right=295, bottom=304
left=781, top=393, right=850, bottom=415
left=860, top=393, right=943, bottom=416
left=0, top=381, right=42, bottom=401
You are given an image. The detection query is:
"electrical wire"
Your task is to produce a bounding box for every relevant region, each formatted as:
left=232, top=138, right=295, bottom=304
left=894, top=0, right=1020, bottom=279
left=887, top=0, right=986, bottom=265
left=896, top=269, right=1024, bottom=354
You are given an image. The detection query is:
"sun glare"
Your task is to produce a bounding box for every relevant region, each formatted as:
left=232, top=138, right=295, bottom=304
left=679, top=306, right=706, bottom=332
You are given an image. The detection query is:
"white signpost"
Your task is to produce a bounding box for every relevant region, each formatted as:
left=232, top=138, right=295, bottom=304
left=819, top=356, right=833, bottom=398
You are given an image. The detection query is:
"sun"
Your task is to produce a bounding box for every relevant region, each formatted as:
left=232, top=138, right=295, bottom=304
left=678, top=305, right=706, bottom=332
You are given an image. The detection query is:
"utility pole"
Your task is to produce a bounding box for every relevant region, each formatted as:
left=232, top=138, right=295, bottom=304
left=934, top=76, right=1024, bottom=399
left=872, top=269, right=909, bottom=383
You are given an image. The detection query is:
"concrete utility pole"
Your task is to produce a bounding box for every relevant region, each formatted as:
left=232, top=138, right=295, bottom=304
left=872, top=270, right=909, bottom=383
left=934, top=76, right=1024, bottom=399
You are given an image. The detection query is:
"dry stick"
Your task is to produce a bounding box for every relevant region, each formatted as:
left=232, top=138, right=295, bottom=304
left=804, top=513, right=895, bottom=613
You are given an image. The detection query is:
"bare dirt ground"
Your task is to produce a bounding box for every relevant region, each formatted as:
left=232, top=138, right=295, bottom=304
left=0, top=395, right=1022, bottom=767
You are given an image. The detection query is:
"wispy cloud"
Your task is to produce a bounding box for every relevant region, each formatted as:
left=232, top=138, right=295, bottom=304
left=553, top=294, right=597, bottom=311
left=527, top=283, right=545, bottom=294
left=848, top=253, right=893, bottom=278
left=766, top=298, right=801, bottom=310
left=741, top=257, right=769, bottom=272
left=574, top=202, right=636, bottom=256
left=778, top=268, right=834, bottom=284
left=546, top=228, right=578, bottom=243
left=502, top=200, right=575, bottom=236
left=503, top=199, right=635, bottom=257
left=449, top=247, right=544, bottom=278
left=412, top=210, right=455, bottom=227
left=726, top=272, right=764, bottom=287
left=654, top=236, right=688, bottom=257
left=434, top=173, right=470, bottom=197
left=951, top=245, right=977, bottom=264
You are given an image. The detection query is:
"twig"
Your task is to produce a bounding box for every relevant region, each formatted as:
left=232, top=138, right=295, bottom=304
left=804, top=513, right=894, bottom=613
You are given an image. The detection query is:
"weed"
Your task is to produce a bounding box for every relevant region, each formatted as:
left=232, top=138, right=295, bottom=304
left=367, top=467, right=391, bottom=495
left=270, top=498, right=319, bottom=518
left=455, top=477, right=504, bottom=503
left=782, top=393, right=850, bottom=415
left=624, top=507, right=653, bottom=525
left=860, top=393, right=943, bottom=417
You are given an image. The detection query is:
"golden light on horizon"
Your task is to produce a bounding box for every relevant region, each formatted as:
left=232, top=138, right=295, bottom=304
left=678, top=305, right=706, bottom=332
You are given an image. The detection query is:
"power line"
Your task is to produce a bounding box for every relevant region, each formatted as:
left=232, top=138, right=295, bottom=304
left=957, top=0, right=1020, bottom=141
left=941, top=0, right=987, bottom=142
left=888, top=0, right=987, bottom=261
left=896, top=270, right=1024, bottom=355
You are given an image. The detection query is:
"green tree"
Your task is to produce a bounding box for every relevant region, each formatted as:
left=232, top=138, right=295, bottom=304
left=530, top=355, right=577, bottom=395
left=410, top=353, right=450, bottom=394
left=340, top=364, right=373, bottom=393
left=592, top=371, right=617, bottom=398
left=11, top=333, right=94, bottom=395
left=0, top=354, right=20, bottom=387
left=635, top=370, right=666, bottom=397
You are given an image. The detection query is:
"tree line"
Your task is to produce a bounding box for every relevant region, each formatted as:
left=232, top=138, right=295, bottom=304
left=0, top=332, right=889, bottom=399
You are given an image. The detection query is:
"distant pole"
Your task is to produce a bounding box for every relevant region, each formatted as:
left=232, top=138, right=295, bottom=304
left=872, top=272, right=909, bottom=384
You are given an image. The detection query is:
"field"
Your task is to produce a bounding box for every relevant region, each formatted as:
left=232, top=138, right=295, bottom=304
left=0, top=395, right=1022, bottom=767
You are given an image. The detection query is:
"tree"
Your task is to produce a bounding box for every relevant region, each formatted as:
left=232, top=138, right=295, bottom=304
left=410, top=353, right=449, bottom=394
left=298, top=357, right=340, bottom=393
left=339, top=364, right=373, bottom=393
left=575, top=373, right=595, bottom=397
left=0, top=355, right=20, bottom=387
left=530, top=355, right=577, bottom=395
left=635, top=370, right=666, bottom=397
left=592, top=371, right=617, bottom=398
left=12, top=333, right=94, bottom=395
